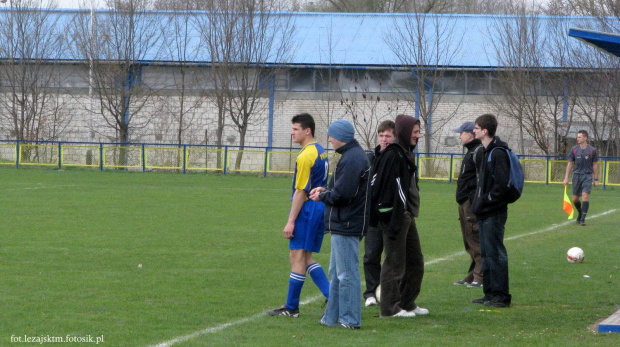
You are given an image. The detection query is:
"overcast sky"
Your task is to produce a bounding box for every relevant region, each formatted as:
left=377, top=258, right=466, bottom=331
left=0, top=1, right=105, bottom=9
left=56, top=0, right=105, bottom=9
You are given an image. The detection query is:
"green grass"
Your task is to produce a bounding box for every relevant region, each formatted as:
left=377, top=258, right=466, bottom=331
left=1, top=166, right=619, bottom=346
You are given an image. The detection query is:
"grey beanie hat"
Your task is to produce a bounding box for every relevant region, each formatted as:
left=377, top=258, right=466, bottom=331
left=327, top=120, right=355, bottom=143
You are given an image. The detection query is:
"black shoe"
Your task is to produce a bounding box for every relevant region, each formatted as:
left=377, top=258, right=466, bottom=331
left=483, top=299, right=510, bottom=308
left=471, top=297, right=488, bottom=304
left=580, top=219, right=586, bottom=226
left=454, top=279, right=470, bottom=285
left=267, top=306, right=299, bottom=317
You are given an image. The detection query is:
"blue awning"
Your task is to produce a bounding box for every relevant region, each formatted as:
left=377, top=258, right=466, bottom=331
left=568, top=27, right=620, bottom=57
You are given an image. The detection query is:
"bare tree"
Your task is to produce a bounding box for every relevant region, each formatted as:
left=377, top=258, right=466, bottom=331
left=563, top=0, right=620, bottom=156
left=0, top=0, right=71, bottom=153
left=160, top=8, right=205, bottom=147
left=197, top=0, right=295, bottom=171
left=304, top=0, right=536, bottom=14
left=385, top=11, right=465, bottom=153
left=568, top=50, right=620, bottom=156
left=70, top=0, right=163, bottom=149
left=338, top=70, right=396, bottom=149
left=487, top=12, right=548, bottom=154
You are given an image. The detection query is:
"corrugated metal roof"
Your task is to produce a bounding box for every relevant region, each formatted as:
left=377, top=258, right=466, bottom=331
left=0, top=9, right=606, bottom=68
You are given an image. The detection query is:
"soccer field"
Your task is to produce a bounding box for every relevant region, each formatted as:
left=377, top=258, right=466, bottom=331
left=1, top=167, right=620, bottom=346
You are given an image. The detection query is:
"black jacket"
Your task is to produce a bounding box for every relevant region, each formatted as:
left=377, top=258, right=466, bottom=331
left=369, top=142, right=418, bottom=239
left=456, top=139, right=482, bottom=205
left=320, top=139, right=370, bottom=237
left=367, top=145, right=381, bottom=166
left=471, top=136, right=511, bottom=219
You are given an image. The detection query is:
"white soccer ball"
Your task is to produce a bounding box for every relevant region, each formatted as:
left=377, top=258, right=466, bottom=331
left=567, top=247, right=585, bottom=263
left=375, top=284, right=381, bottom=303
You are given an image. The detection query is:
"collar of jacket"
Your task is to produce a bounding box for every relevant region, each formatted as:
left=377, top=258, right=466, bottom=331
left=464, top=138, right=481, bottom=151
left=390, top=140, right=417, bottom=156
left=335, top=139, right=360, bottom=154
left=385, top=142, right=416, bottom=170
left=373, top=144, right=382, bottom=156
left=484, top=136, right=508, bottom=152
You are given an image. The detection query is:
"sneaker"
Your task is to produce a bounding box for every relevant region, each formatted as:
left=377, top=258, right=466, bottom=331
left=454, top=279, right=470, bottom=285
left=365, top=297, right=377, bottom=307
left=338, top=323, right=361, bottom=329
left=319, top=318, right=360, bottom=329
left=580, top=219, right=587, bottom=226
left=267, top=306, right=299, bottom=317
left=483, top=299, right=510, bottom=308
left=390, top=309, right=416, bottom=318
left=471, top=297, right=488, bottom=304
left=410, top=306, right=429, bottom=315
left=467, top=282, right=483, bottom=288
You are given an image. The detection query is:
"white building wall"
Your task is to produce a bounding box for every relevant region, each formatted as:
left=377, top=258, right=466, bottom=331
left=0, top=64, right=584, bottom=157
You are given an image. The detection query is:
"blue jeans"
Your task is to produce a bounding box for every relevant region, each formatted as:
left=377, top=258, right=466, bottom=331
left=478, top=210, right=511, bottom=304
left=323, top=234, right=361, bottom=327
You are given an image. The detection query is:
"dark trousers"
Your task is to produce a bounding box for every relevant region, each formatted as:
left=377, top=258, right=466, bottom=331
left=363, top=225, right=383, bottom=299
left=458, top=200, right=482, bottom=283
left=379, top=212, right=424, bottom=316
left=478, top=210, right=511, bottom=304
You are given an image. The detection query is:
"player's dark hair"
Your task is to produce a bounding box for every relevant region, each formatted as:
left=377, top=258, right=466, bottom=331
left=475, top=114, right=498, bottom=138
left=578, top=130, right=589, bottom=139
left=292, top=113, right=315, bottom=137
left=377, top=120, right=395, bottom=134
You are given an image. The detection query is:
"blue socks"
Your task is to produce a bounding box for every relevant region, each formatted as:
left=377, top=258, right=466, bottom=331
left=285, top=272, right=305, bottom=310
left=284, top=263, right=330, bottom=310
left=307, top=263, right=330, bottom=299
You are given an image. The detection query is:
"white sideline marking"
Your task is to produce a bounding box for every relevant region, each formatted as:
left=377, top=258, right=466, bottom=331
left=0, top=184, right=76, bottom=191
left=150, top=296, right=321, bottom=347
left=150, top=209, right=617, bottom=347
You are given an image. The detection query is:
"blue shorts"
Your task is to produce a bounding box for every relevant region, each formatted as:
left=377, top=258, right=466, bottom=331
left=290, top=200, right=325, bottom=253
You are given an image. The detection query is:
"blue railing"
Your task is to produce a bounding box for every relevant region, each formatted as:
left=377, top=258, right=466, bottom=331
left=1, top=140, right=618, bottom=188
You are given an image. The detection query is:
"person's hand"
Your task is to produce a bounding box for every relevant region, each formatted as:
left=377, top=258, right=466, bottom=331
left=284, top=221, right=295, bottom=239
left=309, top=187, right=325, bottom=201
left=563, top=178, right=569, bottom=186
left=593, top=179, right=599, bottom=187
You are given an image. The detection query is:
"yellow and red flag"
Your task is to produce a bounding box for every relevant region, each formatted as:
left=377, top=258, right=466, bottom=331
left=563, top=185, right=574, bottom=219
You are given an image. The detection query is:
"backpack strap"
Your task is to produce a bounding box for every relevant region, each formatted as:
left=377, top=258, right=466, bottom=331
left=487, top=147, right=507, bottom=162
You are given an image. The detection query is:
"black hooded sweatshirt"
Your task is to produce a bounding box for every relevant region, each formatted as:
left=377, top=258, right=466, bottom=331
left=369, top=116, right=419, bottom=240
left=471, top=136, right=511, bottom=219
left=456, top=138, right=482, bottom=205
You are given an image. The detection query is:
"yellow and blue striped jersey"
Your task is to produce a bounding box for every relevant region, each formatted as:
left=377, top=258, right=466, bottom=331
left=292, top=142, right=329, bottom=200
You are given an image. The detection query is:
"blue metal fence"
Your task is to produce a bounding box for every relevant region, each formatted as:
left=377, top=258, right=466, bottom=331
left=1, top=140, right=619, bottom=188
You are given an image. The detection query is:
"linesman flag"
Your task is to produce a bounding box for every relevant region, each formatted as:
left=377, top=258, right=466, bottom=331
left=563, top=185, right=574, bottom=219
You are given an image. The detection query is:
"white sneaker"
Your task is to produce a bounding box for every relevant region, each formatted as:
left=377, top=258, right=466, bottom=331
left=411, top=306, right=429, bottom=315
left=392, top=309, right=416, bottom=317
left=365, top=297, right=377, bottom=307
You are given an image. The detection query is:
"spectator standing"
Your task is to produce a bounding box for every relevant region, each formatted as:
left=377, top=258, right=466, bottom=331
left=363, top=120, right=395, bottom=307
left=453, top=121, right=483, bottom=288
left=470, top=114, right=512, bottom=308
left=309, top=119, right=370, bottom=329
